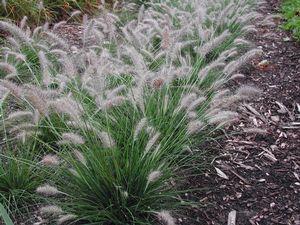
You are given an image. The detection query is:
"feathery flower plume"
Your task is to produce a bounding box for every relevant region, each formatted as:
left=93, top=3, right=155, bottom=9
left=187, top=97, right=206, bottom=112
left=179, top=93, right=197, bottom=110
left=106, top=85, right=126, bottom=99
left=83, top=19, right=95, bottom=47
left=36, top=184, right=60, bottom=196
left=53, top=21, right=67, bottom=31
left=6, top=111, right=33, bottom=122
left=133, top=118, right=147, bottom=140
left=15, top=130, right=39, bottom=143
left=197, top=30, right=230, bottom=57
left=145, top=132, right=160, bottom=154
left=73, top=149, right=87, bottom=166
left=243, top=128, right=268, bottom=134
left=210, top=89, right=230, bottom=105
left=57, top=214, right=77, bottom=225
left=66, top=120, right=97, bottom=132
left=70, top=10, right=82, bottom=19
left=24, top=87, right=48, bottom=116
left=50, top=49, right=76, bottom=78
left=40, top=154, right=60, bottom=166
left=224, top=49, right=263, bottom=75
left=9, top=123, right=35, bottom=133
left=59, top=132, right=85, bottom=145
left=236, top=85, right=261, bottom=99
left=49, top=96, right=83, bottom=120
left=102, top=96, right=126, bottom=110
left=241, top=25, right=257, bottom=33
left=98, top=131, right=115, bottom=148
left=40, top=205, right=63, bottom=216
left=188, top=111, right=197, bottom=120
left=234, top=38, right=251, bottom=46
left=6, top=37, right=20, bottom=50
left=187, top=120, right=204, bottom=135
left=38, top=51, right=52, bottom=86
left=161, top=26, right=170, bottom=50
left=0, top=21, right=31, bottom=43
left=20, top=16, right=28, bottom=30
left=42, top=31, right=69, bottom=50
left=0, top=80, right=23, bottom=98
left=198, top=61, right=225, bottom=81
left=0, top=62, right=17, bottom=78
left=239, top=12, right=262, bottom=23
left=208, top=111, right=239, bottom=125
left=147, top=170, right=162, bottom=183
left=4, top=50, right=26, bottom=62
left=229, top=73, right=245, bottom=80
left=137, top=4, right=145, bottom=23
left=156, top=210, right=176, bottom=225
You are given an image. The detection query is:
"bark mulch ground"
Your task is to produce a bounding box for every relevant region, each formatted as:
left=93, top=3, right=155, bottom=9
left=180, top=1, right=300, bottom=225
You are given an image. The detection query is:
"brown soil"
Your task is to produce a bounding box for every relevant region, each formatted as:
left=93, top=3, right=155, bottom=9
left=181, top=1, right=300, bottom=225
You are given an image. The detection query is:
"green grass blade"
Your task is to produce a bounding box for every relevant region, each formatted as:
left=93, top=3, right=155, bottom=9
left=0, top=203, right=14, bottom=225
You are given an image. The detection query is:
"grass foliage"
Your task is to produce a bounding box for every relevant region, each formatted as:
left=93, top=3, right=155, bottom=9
left=0, top=0, right=266, bottom=224
left=0, top=0, right=102, bottom=24
left=282, top=0, right=300, bottom=41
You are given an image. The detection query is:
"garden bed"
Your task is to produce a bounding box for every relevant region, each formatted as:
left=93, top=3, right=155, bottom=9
left=0, top=0, right=299, bottom=225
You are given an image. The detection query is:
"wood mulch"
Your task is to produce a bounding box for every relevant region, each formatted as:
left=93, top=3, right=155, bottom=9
left=180, top=0, right=300, bottom=225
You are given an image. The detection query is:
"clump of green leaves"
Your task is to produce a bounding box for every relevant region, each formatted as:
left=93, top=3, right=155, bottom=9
left=282, top=0, right=300, bottom=41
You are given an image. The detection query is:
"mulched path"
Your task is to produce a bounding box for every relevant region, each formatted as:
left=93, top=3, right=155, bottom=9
left=181, top=0, right=300, bottom=225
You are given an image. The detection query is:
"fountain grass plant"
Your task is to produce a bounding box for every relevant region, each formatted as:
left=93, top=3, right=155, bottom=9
left=0, top=0, right=267, bottom=224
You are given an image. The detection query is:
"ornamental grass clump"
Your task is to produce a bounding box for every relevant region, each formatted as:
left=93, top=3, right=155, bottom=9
left=0, top=0, right=267, bottom=224
left=0, top=145, right=47, bottom=219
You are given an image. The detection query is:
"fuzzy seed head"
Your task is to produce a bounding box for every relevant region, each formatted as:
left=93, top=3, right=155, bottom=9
left=134, top=118, right=147, bottom=140
left=156, top=210, right=176, bottom=225
left=40, top=154, right=60, bottom=166
left=6, top=111, right=33, bottom=122
left=59, top=132, right=85, bottom=145
left=98, top=131, right=115, bottom=148
left=236, top=85, right=261, bottom=99
left=147, top=170, right=162, bottom=183
left=187, top=120, right=204, bottom=135
left=40, top=205, right=63, bottom=216
left=73, top=149, right=87, bottom=166
left=145, top=132, right=160, bottom=154
left=208, top=111, right=239, bottom=125
left=57, top=214, right=77, bottom=225
left=36, top=184, right=60, bottom=196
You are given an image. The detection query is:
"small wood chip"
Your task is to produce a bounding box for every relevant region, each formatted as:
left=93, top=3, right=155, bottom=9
left=227, top=210, right=237, bottom=225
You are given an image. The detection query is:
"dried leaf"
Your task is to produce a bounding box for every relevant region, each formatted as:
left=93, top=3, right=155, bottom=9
left=215, top=167, right=229, bottom=180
